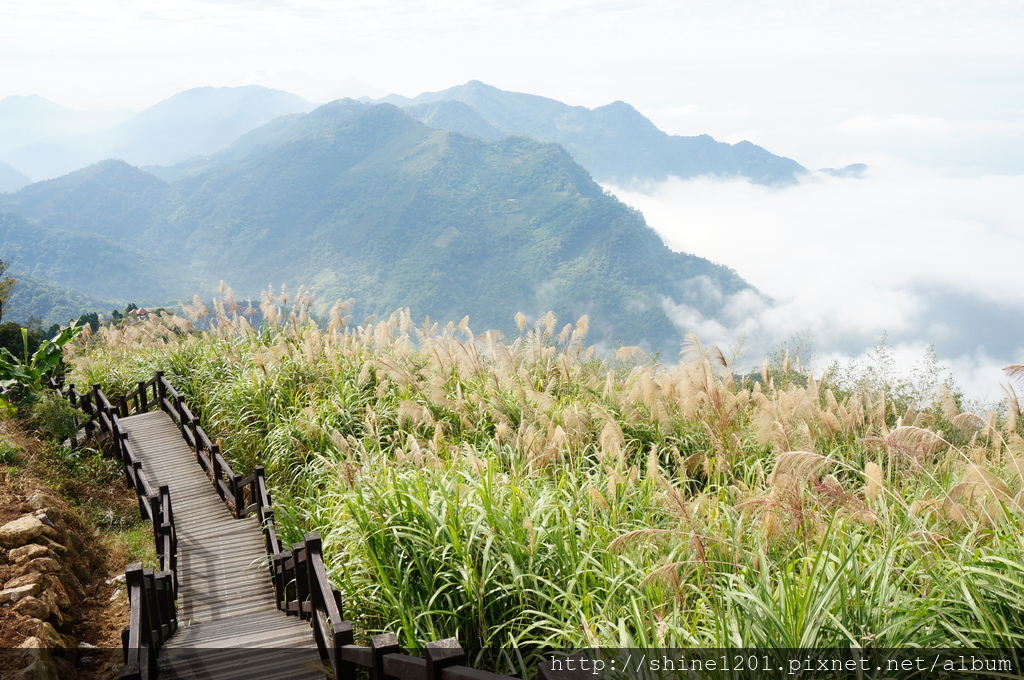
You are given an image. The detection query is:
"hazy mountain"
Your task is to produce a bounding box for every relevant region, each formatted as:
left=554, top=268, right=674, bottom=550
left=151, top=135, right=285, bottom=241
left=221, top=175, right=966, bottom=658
left=820, top=163, right=868, bottom=179
left=1, top=101, right=751, bottom=353
left=381, top=81, right=806, bottom=185
left=147, top=99, right=373, bottom=181
left=3, top=269, right=120, bottom=328
left=3, top=159, right=175, bottom=247
left=3, top=86, right=315, bottom=181
left=0, top=160, right=31, bottom=193
left=0, top=95, right=133, bottom=155
left=102, top=86, right=315, bottom=166
left=405, top=101, right=504, bottom=141
left=0, top=211, right=190, bottom=302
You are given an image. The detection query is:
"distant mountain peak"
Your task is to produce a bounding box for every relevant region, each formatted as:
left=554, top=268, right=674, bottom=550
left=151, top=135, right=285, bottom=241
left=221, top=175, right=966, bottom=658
left=0, top=159, right=31, bottom=193
left=820, top=163, right=868, bottom=178
left=390, top=81, right=806, bottom=185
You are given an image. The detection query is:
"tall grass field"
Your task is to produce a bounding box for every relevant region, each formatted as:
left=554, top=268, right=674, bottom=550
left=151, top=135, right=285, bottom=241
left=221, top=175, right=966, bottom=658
left=67, top=287, right=1024, bottom=659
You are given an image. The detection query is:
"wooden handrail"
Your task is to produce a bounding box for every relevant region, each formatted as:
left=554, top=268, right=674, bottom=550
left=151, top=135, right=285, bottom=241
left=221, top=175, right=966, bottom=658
left=49, top=377, right=179, bottom=676
left=121, top=563, right=176, bottom=680
left=51, top=372, right=598, bottom=680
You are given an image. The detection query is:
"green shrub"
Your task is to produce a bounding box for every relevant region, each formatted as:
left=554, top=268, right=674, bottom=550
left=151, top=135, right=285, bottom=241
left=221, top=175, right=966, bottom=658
left=0, top=435, right=19, bottom=465
left=28, top=394, right=87, bottom=442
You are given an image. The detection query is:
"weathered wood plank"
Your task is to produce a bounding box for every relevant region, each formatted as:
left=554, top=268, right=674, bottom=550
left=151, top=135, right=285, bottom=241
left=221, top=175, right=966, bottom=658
left=119, top=411, right=322, bottom=679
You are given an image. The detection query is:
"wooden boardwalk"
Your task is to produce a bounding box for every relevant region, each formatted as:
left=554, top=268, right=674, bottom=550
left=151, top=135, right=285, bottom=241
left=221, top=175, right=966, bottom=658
left=120, top=411, right=327, bottom=680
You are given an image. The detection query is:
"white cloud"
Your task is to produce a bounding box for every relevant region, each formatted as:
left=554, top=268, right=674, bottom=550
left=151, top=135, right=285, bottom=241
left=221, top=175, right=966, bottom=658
left=834, top=115, right=1024, bottom=136
left=606, top=160, right=1024, bottom=398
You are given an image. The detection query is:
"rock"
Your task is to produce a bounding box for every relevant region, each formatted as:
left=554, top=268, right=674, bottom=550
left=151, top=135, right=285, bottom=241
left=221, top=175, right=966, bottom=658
left=12, top=643, right=60, bottom=680
left=31, top=536, right=67, bottom=557
left=25, top=492, right=60, bottom=511
left=9, top=544, right=49, bottom=564
left=0, top=515, right=44, bottom=548
left=1, top=582, right=42, bottom=602
left=32, top=621, right=68, bottom=650
left=34, top=512, right=59, bottom=529
left=0, top=547, right=7, bottom=564
left=20, top=557, right=62, bottom=575
left=39, top=525, right=59, bottom=540
left=39, top=575, right=72, bottom=611
left=36, top=588, right=65, bottom=627
left=5, top=571, right=45, bottom=590
left=13, top=595, right=51, bottom=620
left=53, top=657, right=79, bottom=680
left=57, top=569, right=86, bottom=602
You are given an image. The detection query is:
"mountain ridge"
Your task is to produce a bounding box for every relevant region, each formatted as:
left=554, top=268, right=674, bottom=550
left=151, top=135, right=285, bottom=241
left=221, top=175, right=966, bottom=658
left=1, top=86, right=315, bottom=181
left=378, top=81, right=806, bottom=185
left=0, top=101, right=752, bottom=354
left=0, top=160, right=31, bottom=193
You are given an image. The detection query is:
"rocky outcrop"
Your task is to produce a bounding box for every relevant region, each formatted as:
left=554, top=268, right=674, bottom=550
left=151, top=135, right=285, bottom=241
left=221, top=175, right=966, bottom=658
left=0, top=499, right=91, bottom=679
left=0, top=516, right=44, bottom=549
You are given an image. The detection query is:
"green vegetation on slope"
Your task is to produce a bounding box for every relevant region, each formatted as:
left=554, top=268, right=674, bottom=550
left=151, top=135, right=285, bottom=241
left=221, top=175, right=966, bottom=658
left=0, top=211, right=190, bottom=302
left=1, top=102, right=750, bottom=355
left=67, top=292, right=1024, bottom=664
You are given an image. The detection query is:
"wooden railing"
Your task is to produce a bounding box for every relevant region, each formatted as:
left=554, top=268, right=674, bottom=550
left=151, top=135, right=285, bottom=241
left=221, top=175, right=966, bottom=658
left=53, top=372, right=594, bottom=680
left=121, top=563, right=177, bottom=680
left=51, top=377, right=179, bottom=680
left=271, top=532, right=558, bottom=680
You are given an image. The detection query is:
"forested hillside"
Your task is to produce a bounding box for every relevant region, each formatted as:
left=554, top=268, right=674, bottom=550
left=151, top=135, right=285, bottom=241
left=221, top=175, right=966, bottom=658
left=1, top=101, right=752, bottom=354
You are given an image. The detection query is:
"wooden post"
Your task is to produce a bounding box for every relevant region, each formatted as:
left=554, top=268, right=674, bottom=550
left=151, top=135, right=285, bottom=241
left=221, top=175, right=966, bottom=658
left=83, top=392, right=95, bottom=436
left=122, top=448, right=136, bottom=490
left=190, top=417, right=200, bottom=457
left=255, top=465, right=266, bottom=510
left=119, top=430, right=130, bottom=465
left=293, top=540, right=310, bottom=620
left=272, top=552, right=288, bottom=611
left=137, top=567, right=163, bottom=653
left=122, top=563, right=145, bottom=680
left=156, top=371, right=166, bottom=411
left=425, top=638, right=466, bottom=680
left=137, top=381, right=147, bottom=413
left=125, top=562, right=146, bottom=641
left=92, top=384, right=104, bottom=432
left=120, top=625, right=131, bottom=667
left=333, top=621, right=356, bottom=680
left=133, top=465, right=147, bottom=515
left=175, top=395, right=186, bottom=433
left=304, top=533, right=322, bottom=619
left=369, top=633, right=400, bottom=680
left=212, top=446, right=224, bottom=499
left=232, top=472, right=244, bottom=517
left=149, top=494, right=161, bottom=553
left=156, top=572, right=177, bottom=638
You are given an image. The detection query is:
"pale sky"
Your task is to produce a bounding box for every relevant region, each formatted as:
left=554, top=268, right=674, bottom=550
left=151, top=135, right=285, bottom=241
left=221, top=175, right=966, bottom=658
left=3, top=1, right=1023, bottom=168
left=3, top=0, right=1024, bottom=398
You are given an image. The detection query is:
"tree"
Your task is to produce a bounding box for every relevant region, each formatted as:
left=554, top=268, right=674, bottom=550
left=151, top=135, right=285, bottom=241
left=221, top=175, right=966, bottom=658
left=0, top=259, right=14, bottom=324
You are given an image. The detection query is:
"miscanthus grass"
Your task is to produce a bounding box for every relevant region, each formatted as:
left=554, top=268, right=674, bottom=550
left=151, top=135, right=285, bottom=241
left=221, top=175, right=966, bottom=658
left=68, top=286, right=1024, bottom=658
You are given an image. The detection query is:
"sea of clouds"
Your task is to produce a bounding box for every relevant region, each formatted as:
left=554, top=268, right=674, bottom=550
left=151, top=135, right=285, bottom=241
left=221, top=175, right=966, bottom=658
left=606, top=157, right=1024, bottom=404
